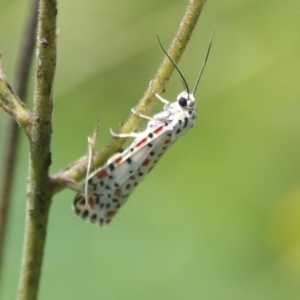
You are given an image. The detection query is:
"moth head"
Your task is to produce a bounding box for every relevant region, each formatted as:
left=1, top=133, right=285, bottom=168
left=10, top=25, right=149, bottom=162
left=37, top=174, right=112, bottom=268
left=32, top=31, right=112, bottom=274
left=157, top=28, right=214, bottom=106
left=177, top=91, right=195, bottom=109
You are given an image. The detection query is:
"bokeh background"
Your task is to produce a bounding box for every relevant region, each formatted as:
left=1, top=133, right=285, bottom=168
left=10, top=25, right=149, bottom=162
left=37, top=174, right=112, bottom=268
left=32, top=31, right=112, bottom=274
left=1, top=0, right=300, bottom=299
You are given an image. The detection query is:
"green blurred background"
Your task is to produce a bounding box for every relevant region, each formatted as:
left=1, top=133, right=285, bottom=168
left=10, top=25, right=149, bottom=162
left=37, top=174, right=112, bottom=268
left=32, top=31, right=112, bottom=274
left=1, top=0, right=300, bottom=299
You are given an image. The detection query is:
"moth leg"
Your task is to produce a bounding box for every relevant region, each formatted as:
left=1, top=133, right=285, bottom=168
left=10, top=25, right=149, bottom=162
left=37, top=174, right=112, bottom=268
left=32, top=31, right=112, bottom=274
left=131, top=107, right=153, bottom=121
left=83, top=121, right=101, bottom=202
left=63, top=121, right=100, bottom=197
left=149, top=80, right=170, bottom=105
left=110, top=128, right=140, bottom=138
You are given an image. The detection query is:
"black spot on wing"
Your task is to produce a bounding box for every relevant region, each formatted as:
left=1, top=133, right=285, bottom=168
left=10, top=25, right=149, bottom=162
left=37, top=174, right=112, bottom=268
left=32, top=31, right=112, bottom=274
left=183, top=117, right=188, bottom=128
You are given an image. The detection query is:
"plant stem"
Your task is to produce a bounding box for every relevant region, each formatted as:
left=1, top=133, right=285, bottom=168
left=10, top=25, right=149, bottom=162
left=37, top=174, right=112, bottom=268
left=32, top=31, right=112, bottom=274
left=18, top=0, right=57, bottom=299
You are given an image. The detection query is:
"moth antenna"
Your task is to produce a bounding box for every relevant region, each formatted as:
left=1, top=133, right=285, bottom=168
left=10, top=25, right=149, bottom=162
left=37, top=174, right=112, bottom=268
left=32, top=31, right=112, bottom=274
left=156, top=35, right=190, bottom=95
left=193, top=27, right=215, bottom=95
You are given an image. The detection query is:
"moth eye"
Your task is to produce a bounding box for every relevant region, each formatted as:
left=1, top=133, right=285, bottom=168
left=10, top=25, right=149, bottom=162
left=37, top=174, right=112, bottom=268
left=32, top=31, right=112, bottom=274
left=178, top=97, right=188, bottom=107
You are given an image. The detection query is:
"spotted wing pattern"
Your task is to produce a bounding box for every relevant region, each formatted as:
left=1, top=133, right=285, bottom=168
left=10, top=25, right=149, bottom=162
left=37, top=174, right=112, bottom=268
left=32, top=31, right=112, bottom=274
left=73, top=90, right=197, bottom=226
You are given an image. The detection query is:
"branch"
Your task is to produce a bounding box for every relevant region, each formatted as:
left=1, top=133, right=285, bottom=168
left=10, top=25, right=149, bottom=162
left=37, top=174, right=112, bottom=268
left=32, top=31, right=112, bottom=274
left=51, top=0, right=207, bottom=194
left=18, top=0, right=57, bottom=299
left=0, top=66, right=33, bottom=132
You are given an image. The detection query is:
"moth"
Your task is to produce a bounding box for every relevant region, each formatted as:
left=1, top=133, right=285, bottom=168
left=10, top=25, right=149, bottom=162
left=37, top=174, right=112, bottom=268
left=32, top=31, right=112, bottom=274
left=73, top=33, right=213, bottom=226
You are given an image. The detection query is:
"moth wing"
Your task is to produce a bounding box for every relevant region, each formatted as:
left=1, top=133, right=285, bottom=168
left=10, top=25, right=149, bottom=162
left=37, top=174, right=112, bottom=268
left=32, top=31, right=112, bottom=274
left=73, top=191, right=129, bottom=226
left=111, top=125, right=170, bottom=186
left=73, top=123, right=167, bottom=224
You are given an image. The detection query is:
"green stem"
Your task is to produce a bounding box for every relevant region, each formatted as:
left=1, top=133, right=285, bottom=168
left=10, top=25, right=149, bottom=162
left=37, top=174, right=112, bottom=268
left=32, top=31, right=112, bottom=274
left=17, top=0, right=57, bottom=299
left=0, top=77, right=32, bottom=131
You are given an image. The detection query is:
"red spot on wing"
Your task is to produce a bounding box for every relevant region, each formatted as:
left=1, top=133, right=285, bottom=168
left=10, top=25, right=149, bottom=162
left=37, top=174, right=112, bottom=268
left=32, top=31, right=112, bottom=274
left=114, top=188, right=122, bottom=196
left=97, top=169, right=108, bottom=179
left=142, top=158, right=150, bottom=166
left=129, top=176, right=136, bottom=180
left=88, top=197, right=95, bottom=209
left=154, top=125, right=164, bottom=135
left=164, top=139, right=171, bottom=144
left=136, top=138, right=148, bottom=148
left=115, top=156, right=122, bottom=165
left=106, top=210, right=117, bottom=218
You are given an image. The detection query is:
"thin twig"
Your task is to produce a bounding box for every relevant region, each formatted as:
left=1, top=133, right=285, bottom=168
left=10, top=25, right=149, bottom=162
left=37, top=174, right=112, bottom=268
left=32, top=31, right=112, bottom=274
left=17, top=0, right=57, bottom=299
left=0, top=0, right=38, bottom=288
left=0, top=76, right=32, bottom=129
left=51, top=0, right=207, bottom=194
